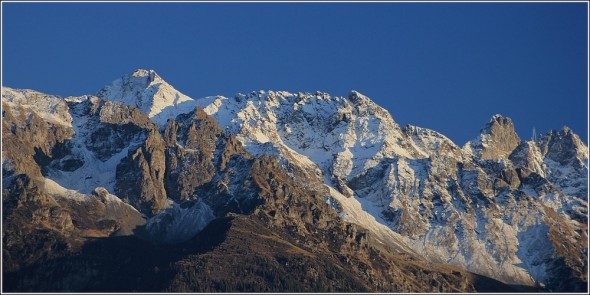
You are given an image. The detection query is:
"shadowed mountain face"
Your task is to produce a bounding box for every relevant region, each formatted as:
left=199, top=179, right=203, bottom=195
left=2, top=70, right=587, bottom=292
left=4, top=214, right=537, bottom=293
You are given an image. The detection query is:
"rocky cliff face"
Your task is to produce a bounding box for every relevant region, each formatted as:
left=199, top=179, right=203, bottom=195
left=466, top=114, right=522, bottom=160
left=2, top=70, right=587, bottom=292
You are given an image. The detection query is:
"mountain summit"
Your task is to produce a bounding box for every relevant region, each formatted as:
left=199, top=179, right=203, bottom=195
left=96, top=69, right=198, bottom=126
left=464, top=114, right=521, bottom=160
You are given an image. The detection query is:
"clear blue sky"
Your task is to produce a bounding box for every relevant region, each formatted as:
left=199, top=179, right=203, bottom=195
left=2, top=2, right=588, bottom=145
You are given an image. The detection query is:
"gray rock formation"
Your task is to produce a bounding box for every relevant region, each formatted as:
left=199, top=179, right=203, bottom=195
left=116, top=129, right=168, bottom=215
left=466, top=114, right=521, bottom=160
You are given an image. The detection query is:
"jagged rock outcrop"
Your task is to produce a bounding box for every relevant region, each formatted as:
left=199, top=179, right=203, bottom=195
left=116, top=129, right=168, bottom=215
left=465, top=114, right=521, bottom=160
left=540, top=127, right=588, bottom=166
left=162, top=107, right=228, bottom=202
left=510, top=141, right=546, bottom=178
left=140, top=107, right=260, bottom=243
left=2, top=89, right=75, bottom=178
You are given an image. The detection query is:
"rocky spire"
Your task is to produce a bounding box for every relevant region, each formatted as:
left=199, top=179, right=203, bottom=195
left=467, top=114, right=521, bottom=160
left=539, top=126, right=589, bottom=165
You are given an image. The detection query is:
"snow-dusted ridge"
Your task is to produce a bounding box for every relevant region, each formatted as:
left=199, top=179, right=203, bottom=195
left=3, top=69, right=587, bottom=289
left=2, top=87, right=73, bottom=127
left=186, top=87, right=587, bottom=287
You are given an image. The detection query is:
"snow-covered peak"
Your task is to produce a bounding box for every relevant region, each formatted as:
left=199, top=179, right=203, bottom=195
left=96, top=69, right=198, bottom=126
left=131, top=68, right=161, bottom=81
left=348, top=90, right=369, bottom=105
left=1, top=86, right=73, bottom=127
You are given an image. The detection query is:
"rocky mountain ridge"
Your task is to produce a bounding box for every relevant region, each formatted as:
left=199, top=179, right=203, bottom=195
left=2, top=69, right=587, bottom=292
left=1, top=88, right=500, bottom=292
left=187, top=87, right=586, bottom=288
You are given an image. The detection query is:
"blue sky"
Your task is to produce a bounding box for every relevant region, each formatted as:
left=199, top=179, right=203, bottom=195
left=2, top=2, right=588, bottom=145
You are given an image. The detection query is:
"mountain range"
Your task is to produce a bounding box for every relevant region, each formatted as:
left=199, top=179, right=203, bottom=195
left=2, top=69, right=587, bottom=292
